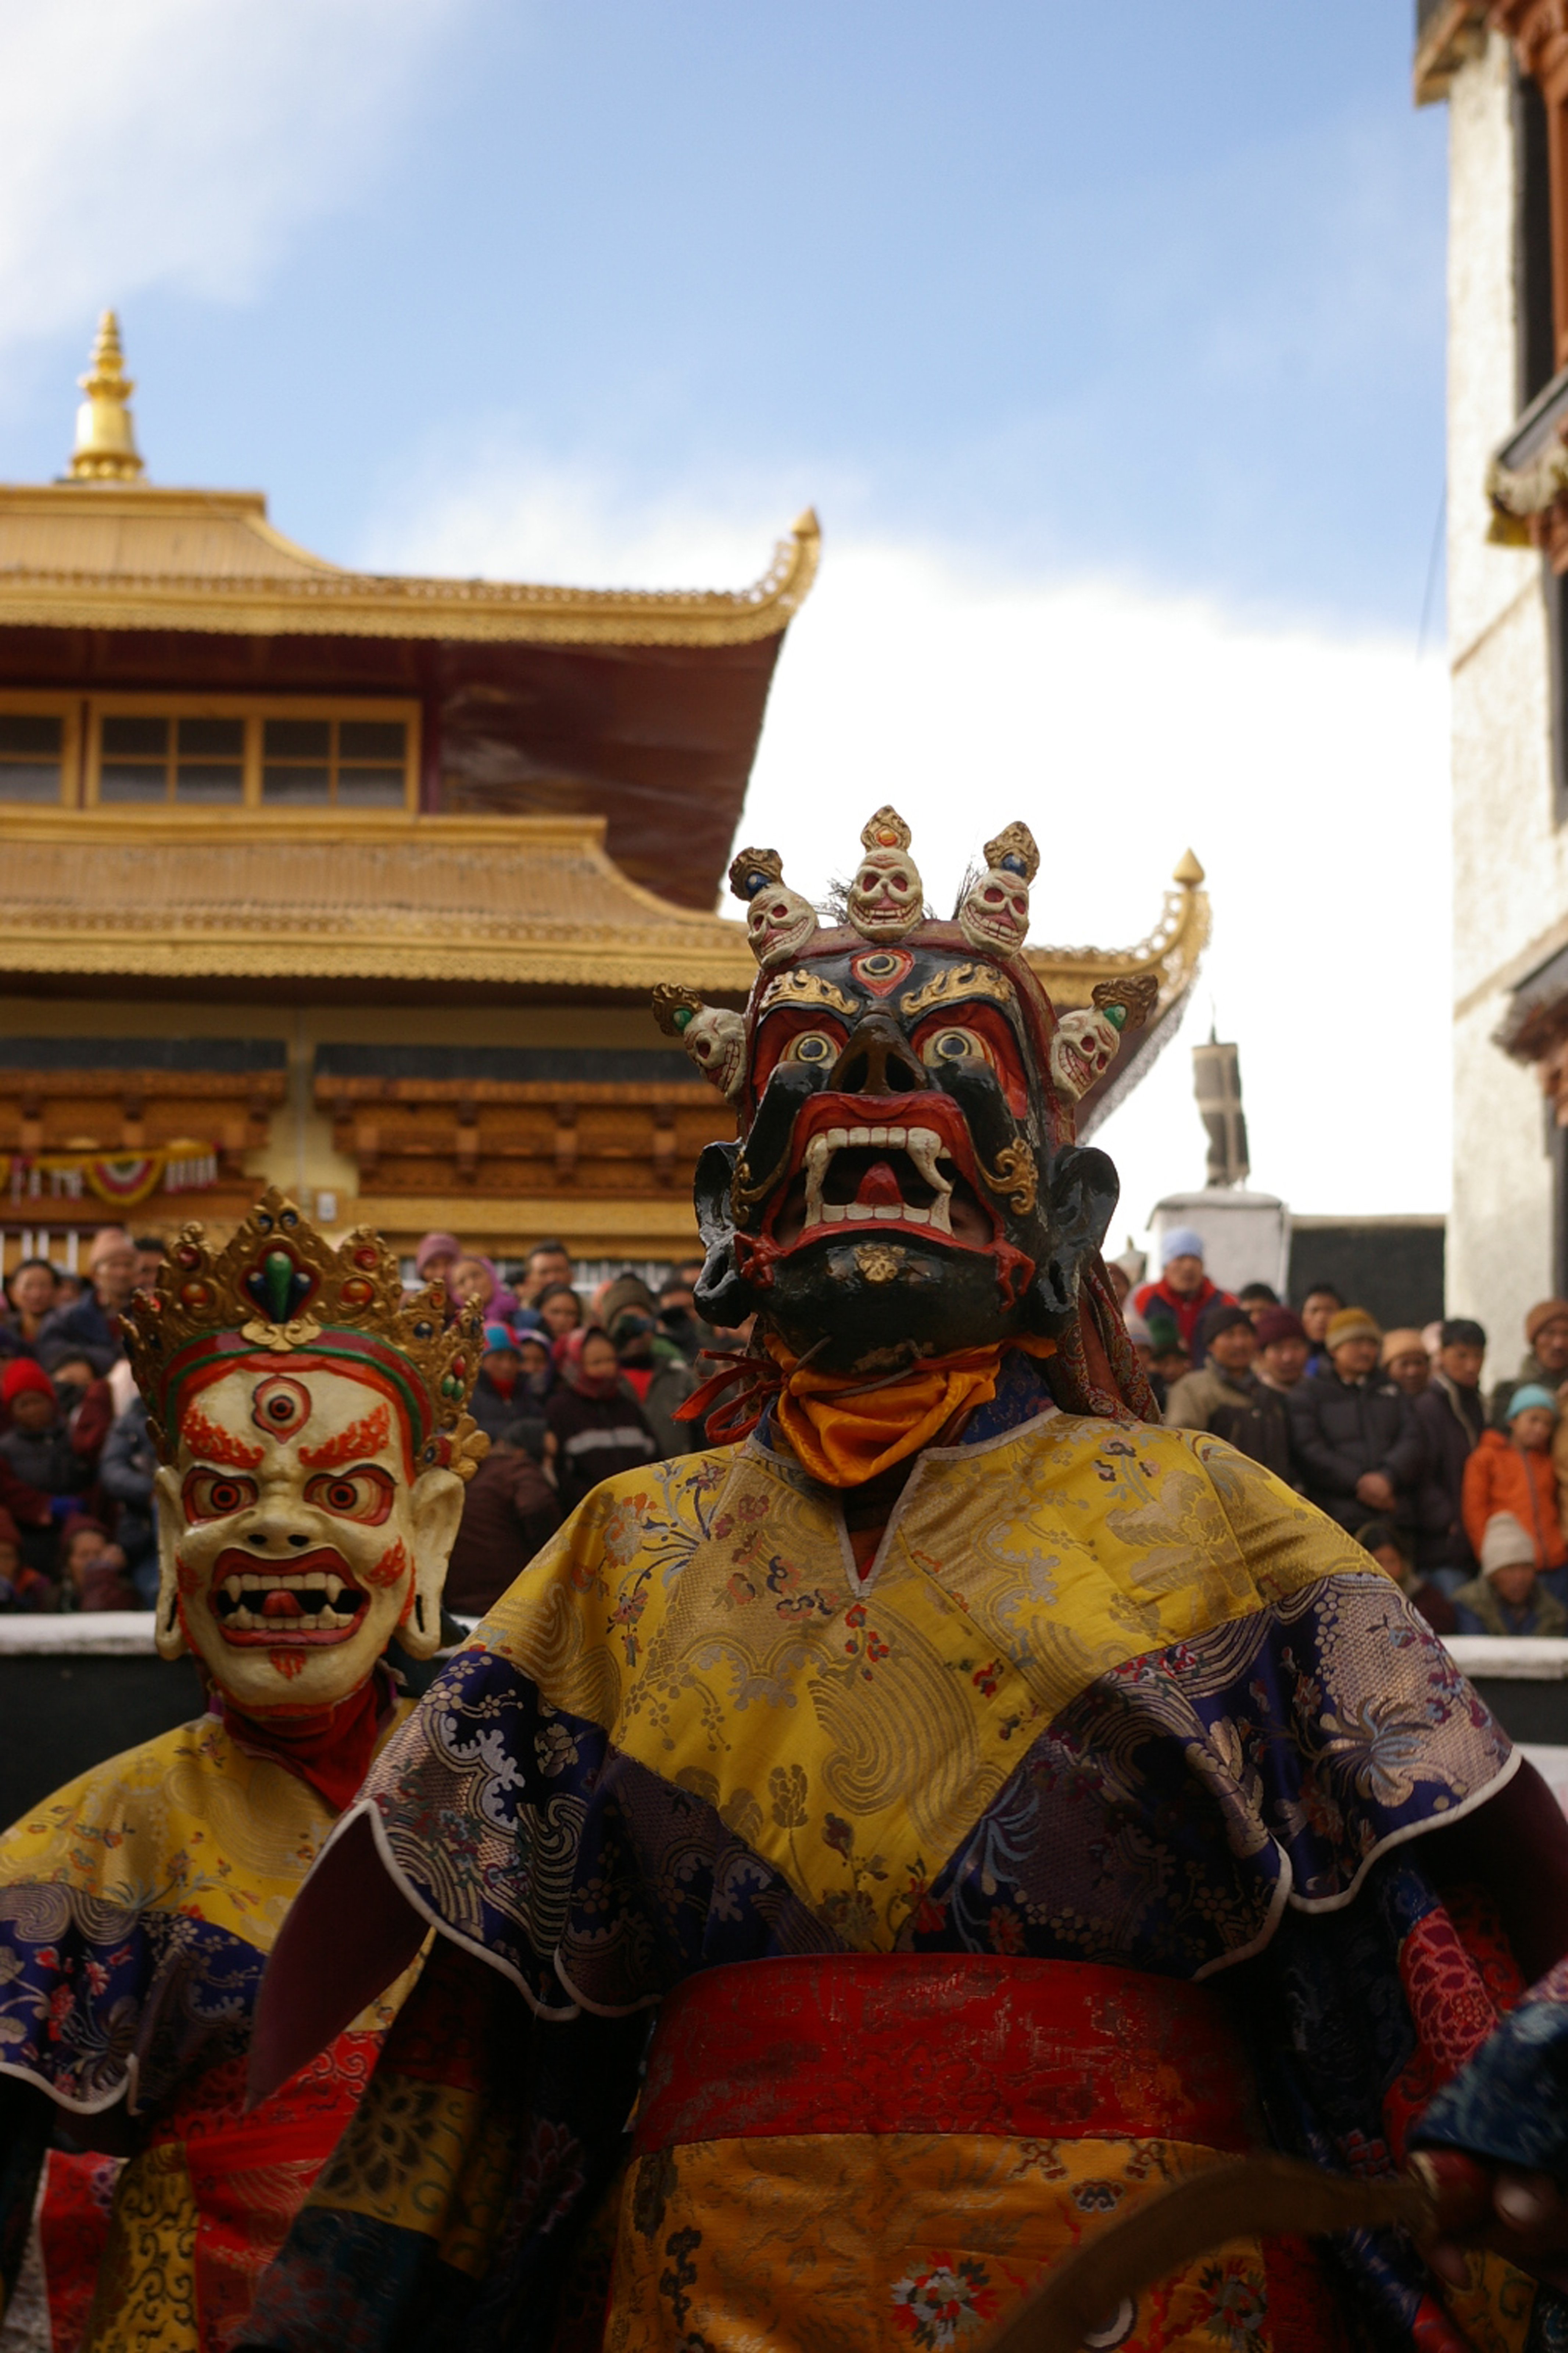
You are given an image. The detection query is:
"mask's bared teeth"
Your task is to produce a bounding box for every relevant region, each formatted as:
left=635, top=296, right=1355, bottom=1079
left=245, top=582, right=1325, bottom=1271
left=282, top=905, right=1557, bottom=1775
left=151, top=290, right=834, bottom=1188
left=803, top=1134, right=833, bottom=1230
left=821, top=1203, right=847, bottom=1224
left=223, top=1575, right=243, bottom=1603
left=906, top=1126, right=955, bottom=1216
left=324, top=1572, right=343, bottom=1603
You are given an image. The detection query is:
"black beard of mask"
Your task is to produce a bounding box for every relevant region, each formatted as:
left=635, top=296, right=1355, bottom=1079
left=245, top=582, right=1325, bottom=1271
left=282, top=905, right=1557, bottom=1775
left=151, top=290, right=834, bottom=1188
left=690, top=938, right=1118, bottom=1377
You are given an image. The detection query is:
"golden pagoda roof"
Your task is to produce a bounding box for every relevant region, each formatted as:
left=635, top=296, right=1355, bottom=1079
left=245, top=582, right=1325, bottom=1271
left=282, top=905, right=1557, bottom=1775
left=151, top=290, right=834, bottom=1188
left=0, top=807, right=1210, bottom=1043
left=0, top=482, right=820, bottom=649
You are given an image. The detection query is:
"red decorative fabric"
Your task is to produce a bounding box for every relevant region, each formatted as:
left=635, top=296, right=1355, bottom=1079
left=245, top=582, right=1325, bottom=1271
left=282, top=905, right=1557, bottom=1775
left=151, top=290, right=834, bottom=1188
left=634, top=1951, right=1254, bottom=2157
left=220, top=1672, right=389, bottom=1815
left=37, top=2149, right=119, bottom=2353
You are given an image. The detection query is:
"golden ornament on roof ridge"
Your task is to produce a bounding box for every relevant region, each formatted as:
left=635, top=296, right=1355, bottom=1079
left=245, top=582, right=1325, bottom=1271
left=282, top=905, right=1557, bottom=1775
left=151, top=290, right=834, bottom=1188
left=67, top=309, right=145, bottom=483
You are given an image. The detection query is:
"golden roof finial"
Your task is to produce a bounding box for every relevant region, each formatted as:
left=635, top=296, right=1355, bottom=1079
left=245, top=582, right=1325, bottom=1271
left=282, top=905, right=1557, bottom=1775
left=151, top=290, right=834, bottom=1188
left=68, top=311, right=144, bottom=482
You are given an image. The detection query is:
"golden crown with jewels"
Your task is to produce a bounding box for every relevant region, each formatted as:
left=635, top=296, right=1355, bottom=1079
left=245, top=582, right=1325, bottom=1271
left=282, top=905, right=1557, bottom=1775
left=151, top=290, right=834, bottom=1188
left=122, top=1188, right=486, bottom=1478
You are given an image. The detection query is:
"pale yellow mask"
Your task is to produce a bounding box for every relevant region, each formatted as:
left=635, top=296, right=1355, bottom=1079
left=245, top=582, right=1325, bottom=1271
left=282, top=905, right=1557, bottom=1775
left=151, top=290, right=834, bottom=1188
left=154, top=1361, right=463, bottom=1717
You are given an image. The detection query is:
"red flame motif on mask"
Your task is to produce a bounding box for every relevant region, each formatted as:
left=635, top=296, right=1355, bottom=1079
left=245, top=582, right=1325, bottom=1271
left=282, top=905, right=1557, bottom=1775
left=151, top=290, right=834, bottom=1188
left=181, top=1407, right=264, bottom=1470
left=298, top=1404, right=391, bottom=1470
left=366, top=1535, right=410, bottom=1591
left=269, top=1648, right=307, bottom=1680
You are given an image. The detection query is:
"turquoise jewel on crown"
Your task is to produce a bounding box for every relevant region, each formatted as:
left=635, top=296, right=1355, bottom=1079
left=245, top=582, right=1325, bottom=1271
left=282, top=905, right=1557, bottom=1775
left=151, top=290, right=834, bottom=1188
left=244, top=1248, right=314, bottom=1323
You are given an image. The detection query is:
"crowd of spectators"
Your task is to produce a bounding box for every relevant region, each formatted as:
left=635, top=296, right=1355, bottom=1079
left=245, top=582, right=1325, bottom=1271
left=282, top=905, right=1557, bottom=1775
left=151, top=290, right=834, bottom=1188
left=0, top=1224, right=734, bottom=1621
left=6, top=1212, right=1568, bottom=1649
left=1119, top=1225, right=1568, bottom=1642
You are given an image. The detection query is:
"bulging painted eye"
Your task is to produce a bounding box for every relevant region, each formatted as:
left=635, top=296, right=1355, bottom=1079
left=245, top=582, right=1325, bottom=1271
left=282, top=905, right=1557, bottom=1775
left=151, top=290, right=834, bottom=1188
left=921, top=1027, right=989, bottom=1068
left=182, top=1470, right=258, bottom=1522
left=783, top=1031, right=838, bottom=1065
left=304, top=1466, right=395, bottom=1524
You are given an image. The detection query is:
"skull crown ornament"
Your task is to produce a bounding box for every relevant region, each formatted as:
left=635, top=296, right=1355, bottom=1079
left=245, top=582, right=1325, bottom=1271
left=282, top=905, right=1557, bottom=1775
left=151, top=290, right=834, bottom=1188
left=655, top=810, right=1160, bottom=1406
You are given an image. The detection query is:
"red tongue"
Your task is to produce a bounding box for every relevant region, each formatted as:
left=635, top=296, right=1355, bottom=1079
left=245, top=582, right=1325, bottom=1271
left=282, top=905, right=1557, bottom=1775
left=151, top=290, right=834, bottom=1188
left=855, top=1160, right=905, bottom=1210
left=261, top=1589, right=305, bottom=1619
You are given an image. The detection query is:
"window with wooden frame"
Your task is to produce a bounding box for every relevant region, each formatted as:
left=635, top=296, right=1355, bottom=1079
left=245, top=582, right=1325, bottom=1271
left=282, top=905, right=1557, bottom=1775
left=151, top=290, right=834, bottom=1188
left=0, top=695, right=81, bottom=805
left=84, top=697, right=420, bottom=810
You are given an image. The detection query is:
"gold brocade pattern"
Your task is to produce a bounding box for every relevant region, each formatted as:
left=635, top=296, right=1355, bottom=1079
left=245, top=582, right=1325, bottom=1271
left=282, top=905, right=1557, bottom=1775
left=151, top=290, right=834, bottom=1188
left=480, top=1421, right=1378, bottom=1945
left=309, top=2075, right=519, bottom=2279
left=78, top=2142, right=197, bottom=2353
left=605, top=2132, right=1293, bottom=2353
left=0, top=1717, right=338, bottom=1951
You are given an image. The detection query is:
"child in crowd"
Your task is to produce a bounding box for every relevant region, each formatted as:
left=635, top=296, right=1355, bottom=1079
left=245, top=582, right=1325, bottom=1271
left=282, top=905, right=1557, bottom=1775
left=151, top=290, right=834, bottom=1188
left=1461, top=1382, right=1566, bottom=1596
left=1353, top=1515, right=1457, bottom=1635
left=55, top=1513, right=137, bottom=1611
left=0, top=1361, right=91, bottom=1500
left=1454, top=1510, right=1568, bottom=1636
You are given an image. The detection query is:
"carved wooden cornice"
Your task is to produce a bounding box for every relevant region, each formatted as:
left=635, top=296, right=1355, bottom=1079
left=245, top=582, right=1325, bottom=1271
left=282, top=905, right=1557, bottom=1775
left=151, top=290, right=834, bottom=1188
left=1414, top=1, right=1490, bottom=101
left=0, top=486, right=820, bottom=650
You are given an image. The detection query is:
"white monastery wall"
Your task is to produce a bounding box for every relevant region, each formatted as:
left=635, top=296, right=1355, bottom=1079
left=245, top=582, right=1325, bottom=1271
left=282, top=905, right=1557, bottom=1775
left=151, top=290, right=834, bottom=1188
left=1448, top=35, right=1562, bottom=1351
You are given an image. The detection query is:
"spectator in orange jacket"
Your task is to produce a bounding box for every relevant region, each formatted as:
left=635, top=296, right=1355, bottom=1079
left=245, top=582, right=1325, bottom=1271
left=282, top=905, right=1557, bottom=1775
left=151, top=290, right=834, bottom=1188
left=1461, top=1384, right=1566, bottom=1597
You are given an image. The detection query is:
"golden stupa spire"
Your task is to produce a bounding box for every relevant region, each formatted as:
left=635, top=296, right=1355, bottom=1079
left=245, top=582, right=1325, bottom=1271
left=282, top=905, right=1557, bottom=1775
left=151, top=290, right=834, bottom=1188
left=67, top=311, right=144, bottom=482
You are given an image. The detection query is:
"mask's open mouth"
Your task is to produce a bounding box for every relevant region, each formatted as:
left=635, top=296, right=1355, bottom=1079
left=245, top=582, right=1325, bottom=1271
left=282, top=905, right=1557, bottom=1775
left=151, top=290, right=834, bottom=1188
left=1053, top=1038, right=1099, bottom=1095
left=765, top=1094, right=999, bottom=1254
left=209, top=1546, right=369, bottom=1645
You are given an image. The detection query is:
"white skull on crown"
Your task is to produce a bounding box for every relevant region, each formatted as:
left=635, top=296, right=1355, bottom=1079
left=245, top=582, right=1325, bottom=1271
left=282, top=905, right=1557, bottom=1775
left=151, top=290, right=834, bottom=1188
left=958, top=821, right=1039, bottom=956
left=651, top=984, right=747, bottom=1100
left=1049, top=1008, right=1122, bottom=1102
left=846, top=807, right=924, bottom=943
left=728, top=845, right=819, bottom=970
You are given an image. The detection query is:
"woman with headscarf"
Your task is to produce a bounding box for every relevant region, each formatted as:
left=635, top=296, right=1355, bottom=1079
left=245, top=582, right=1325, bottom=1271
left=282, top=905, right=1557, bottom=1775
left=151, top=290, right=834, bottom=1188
left=543, top=1326, right=657, bottom=1514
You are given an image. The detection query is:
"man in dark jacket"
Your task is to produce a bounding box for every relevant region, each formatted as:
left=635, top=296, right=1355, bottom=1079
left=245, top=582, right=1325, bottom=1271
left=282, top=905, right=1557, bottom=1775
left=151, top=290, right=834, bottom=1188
left=1412, top=1317, right=1488, bottom=1593
left=1206, top=1306, right=1305, bottom=1485
left=444, top=1424, right=562, bottom=1617
left=36, top=1226, right=138, bottom=1376
left=1286, top=1306, right=1424, bottom=1533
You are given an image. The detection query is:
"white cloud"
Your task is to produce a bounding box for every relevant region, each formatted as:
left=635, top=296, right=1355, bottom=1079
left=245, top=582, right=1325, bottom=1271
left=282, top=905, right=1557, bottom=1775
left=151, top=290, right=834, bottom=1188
left=383, top=466, right=1452, bottom=1245
left=0, top=0, right=459, bottom=348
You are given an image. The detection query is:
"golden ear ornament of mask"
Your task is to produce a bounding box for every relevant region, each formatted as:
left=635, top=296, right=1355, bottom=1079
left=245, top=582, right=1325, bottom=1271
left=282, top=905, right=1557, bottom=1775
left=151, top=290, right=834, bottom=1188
left=978, top=1138, right=1039, bottom=1217
left=1091, top=972, right=1160, bottom=1032
left=898, top=962, right=1018, bottom=1020
left=122, top=1186, right=488, bottom=1480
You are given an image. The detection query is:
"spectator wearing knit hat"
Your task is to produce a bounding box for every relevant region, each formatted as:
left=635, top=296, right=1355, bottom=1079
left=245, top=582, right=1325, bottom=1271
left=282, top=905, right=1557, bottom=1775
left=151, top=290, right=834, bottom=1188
left=1461, top=1384, right=1566, bottom=1597
left=1490, top=1297, right=1568, bottom=1428
left=1412, top=1317, right=1488, bottom=1590
left=1133, top=1228, right=1236, bottom=1371
left=1207, top=1306, right=1308, bottom=1484
left=1285, top=1308, right=1423, bottom=1533
left=0, top=1360, right=92, bottom=1502
left=1453, top=1510, right=1568, bottom=1637
left=1381, top=1329, right=1432, bottom=1399
left=1163, top=1304, right=1257, bottom=1432
left=36, top=1225, right=138, bottom=1377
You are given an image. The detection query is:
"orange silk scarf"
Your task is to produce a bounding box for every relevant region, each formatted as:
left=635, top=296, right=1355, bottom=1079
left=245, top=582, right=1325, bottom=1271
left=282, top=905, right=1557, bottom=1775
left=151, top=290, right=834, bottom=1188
left=764, top=1329, right=1056, bottom=1488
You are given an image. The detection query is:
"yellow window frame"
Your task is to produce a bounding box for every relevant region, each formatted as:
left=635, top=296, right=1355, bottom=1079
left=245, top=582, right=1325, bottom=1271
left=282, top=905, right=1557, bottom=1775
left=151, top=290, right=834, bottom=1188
left=79, top=694, right=422, bottom=812
left=0, top=691, right=85, bottom=808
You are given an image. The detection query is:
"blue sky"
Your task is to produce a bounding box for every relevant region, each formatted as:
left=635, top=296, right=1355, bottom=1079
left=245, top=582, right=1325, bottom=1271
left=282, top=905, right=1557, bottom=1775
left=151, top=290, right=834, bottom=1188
left=3, top=2, right=1446, bottom=630
left=0, top=1, right=1454, bottom=1230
